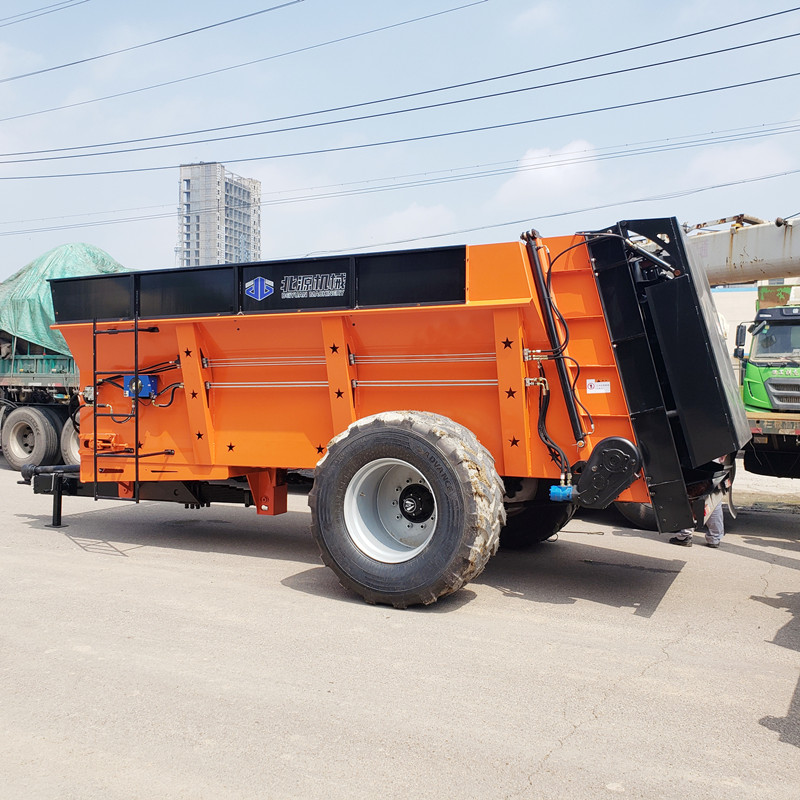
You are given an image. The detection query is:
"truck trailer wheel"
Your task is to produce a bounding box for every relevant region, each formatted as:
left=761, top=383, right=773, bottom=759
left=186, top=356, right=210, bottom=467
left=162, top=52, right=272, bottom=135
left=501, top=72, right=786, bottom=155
left=0, top=407, right=61, bottom=471
left=60, top=417, right=81, bottom=466
left=309, top=411, right=505, bottom=608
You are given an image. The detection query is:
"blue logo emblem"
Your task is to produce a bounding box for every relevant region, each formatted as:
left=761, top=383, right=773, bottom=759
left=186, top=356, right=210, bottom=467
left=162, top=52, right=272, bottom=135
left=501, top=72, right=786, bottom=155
left=245, top=276, right=274, bottom=301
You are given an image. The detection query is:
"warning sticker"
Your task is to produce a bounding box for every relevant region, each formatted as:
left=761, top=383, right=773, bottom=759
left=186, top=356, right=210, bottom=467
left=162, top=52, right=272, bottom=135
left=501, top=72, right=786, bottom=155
left=586, top=379, right=611, bottom=395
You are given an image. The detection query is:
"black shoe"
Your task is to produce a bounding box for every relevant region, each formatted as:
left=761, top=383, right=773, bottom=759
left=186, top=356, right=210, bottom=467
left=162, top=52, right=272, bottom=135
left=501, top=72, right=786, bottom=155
left=669, top=536, right=692, bottom=547
left=705, top=541, right=720, bottom=549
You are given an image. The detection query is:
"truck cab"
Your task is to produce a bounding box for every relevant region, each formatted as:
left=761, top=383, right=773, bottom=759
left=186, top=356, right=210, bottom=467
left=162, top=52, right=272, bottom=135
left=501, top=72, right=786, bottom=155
left=735, top=290, right=800, bottom=477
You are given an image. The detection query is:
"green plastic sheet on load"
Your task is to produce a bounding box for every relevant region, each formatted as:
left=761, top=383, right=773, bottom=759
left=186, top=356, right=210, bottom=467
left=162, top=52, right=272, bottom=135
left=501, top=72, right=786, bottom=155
left=0, top=243, right=127, bottom=356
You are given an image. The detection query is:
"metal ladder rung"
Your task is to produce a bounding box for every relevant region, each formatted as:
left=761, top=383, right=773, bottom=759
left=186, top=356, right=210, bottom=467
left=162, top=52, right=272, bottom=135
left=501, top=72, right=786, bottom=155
left=92, top=318, right=144, bottom=502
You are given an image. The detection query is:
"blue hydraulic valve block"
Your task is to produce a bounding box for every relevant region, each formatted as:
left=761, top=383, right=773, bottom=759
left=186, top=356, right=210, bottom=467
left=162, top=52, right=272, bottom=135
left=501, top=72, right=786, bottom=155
left=549, top=485, right=575, bottom=503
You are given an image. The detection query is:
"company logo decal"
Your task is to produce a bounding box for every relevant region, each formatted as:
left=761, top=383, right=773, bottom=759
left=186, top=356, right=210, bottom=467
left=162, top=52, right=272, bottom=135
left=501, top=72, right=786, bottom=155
left=281, top=272, right=347, bottom=299
left=245, top=276, right=274, bottom=301
left=770, top=368, right=800, bottom=377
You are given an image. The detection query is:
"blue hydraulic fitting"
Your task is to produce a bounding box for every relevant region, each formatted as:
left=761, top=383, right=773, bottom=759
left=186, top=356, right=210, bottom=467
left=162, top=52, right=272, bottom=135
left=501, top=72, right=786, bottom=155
left=549, top=485, right=575, bottom=502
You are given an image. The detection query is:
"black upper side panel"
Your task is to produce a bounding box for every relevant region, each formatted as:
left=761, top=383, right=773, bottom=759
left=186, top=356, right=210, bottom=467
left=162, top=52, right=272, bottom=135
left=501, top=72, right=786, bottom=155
left=139, top=267, right=237, bottom=318
left=357, top=249, right=466, bottom=307
left=50, top=274, right=135, bottom=323
left=49, top=246, right=467, bottom=323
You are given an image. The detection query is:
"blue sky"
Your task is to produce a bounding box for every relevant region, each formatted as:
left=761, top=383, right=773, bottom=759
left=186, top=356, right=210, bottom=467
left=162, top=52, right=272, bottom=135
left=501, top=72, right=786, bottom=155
left=0, top=0, right=798, bottom=278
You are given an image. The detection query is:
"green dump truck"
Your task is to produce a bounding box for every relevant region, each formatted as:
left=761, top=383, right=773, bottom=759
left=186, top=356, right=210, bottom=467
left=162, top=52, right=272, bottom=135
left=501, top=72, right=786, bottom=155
left=734, top=284, right=800, bottom=478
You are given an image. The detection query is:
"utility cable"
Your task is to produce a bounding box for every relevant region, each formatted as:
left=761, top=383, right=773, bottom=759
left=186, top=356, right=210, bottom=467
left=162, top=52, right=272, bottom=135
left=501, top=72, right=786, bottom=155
left=4, top=119, right=792, bottom=223
left=1, top=4, right=796, bottom=131
left=1, top=119, right=798, bottom=237
left=0, top=1, right=490, bottom=124
left=0, top=1, right=304, bottom=84
left=3, top=28, right=799, bottom=160
left=0, top=0, right=90, bottom=28
left=2, top=69, right=798, bottom=180
left=301, top=166, right=800, bottom=256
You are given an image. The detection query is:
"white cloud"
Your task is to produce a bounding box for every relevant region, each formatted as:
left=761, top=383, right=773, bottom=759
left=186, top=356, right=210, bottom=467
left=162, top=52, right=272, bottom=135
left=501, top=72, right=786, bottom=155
left=0, top=41, right=40, bottom=75
left=292, top=202, right=459, bottom=255
left=489, top=140, right=602, bottom=212
left=680, top=140, right=798, bottom=188
left=513, top=2, right=562, bottom=32
left=351, top=202, right=458, bottom=248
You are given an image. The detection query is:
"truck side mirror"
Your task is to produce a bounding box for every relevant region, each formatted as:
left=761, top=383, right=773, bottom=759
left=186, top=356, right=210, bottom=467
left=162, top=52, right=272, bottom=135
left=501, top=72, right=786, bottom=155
left=733, top=347, right=745, bottom=360
left=735, top=323, right=747, bottom=348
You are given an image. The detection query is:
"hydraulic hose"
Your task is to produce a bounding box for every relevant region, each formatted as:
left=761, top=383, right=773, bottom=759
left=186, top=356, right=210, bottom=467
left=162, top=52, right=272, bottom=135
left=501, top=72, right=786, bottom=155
left=522, top=230, right=587, bottom=445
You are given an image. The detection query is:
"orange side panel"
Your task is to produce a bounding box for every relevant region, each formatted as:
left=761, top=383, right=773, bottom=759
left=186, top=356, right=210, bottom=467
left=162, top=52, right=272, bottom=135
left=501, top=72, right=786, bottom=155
left=60, top=236, right=648, bottom=501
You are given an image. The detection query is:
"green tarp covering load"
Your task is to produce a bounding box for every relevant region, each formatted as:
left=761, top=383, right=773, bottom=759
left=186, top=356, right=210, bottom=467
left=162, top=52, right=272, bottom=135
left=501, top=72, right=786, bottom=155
left=0, top=243, right=127, bottom=356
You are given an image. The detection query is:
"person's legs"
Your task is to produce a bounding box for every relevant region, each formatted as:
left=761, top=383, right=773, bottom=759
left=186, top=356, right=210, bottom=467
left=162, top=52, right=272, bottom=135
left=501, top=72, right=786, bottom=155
left=705, top=504, right=724, bottom=547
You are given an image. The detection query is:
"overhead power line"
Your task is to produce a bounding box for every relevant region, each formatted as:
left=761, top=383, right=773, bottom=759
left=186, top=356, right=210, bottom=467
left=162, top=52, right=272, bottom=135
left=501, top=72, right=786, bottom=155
left=301, top=167, right=800, bottom=256
left=2, top=119, right=799, bottom=237
left=2, top=29, right=798, bottom=163
left=2, top=120, right=789, bottom=228
left=2, top=69, right=799, bottom=180
left=2, top=164, right=795, bottom=249
left=0, top=1, right=304, bottom=85
left=0, top=0, right=90, bottom=28
left=0, top=3, right=794, bottom=125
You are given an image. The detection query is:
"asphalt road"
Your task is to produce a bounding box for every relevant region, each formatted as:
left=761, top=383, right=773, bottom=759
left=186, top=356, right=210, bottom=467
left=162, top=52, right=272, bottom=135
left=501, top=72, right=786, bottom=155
left=1, top=458, right=798, bottom=800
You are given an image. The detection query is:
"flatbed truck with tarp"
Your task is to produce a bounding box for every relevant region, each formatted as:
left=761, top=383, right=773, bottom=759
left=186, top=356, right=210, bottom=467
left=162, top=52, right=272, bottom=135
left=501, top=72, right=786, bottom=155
left=1, top=244, right=128, bottom=471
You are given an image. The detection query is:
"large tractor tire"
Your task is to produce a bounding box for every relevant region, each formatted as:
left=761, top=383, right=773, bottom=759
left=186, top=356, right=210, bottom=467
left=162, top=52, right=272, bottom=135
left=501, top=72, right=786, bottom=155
left=500, top=478, right=577, bottom=549
left=60, top=416, right=81, bottom=466
left=1, top=406, right=61, bottom=471
left=309, top=411, right=505, bottom=608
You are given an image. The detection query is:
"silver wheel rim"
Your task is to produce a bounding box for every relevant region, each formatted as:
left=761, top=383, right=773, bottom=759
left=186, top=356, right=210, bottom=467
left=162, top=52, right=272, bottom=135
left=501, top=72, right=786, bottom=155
left=344, top=458, right=437, bottom=563
left=8, top=420, right=35, bottom=460
left=64, top=420, right=80, bottom=464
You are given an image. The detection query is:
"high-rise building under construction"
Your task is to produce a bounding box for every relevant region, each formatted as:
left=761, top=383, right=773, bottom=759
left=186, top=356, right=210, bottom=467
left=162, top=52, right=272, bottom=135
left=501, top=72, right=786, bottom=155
left=177, top=163, right=261, bottom=267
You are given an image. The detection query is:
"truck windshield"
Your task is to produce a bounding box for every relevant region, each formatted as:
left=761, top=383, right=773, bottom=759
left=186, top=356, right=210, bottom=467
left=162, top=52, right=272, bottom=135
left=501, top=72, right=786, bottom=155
left=750, top=321, right=800, bottom=360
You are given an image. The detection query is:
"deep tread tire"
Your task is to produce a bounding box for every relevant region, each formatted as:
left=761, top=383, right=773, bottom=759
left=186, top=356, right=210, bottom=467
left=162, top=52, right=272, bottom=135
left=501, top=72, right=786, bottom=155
left=500, top=479, right=577, bottom=549
left=1, top=407, right=60, bottom=470
left=60, top=417, right=81, bottom=466
left=309, top=411, right=505, bottom=608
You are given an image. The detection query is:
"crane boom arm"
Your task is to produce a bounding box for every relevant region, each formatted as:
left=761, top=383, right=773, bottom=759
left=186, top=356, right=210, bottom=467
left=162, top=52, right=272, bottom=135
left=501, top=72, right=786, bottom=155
left=685, top=218, right=799, bottom=286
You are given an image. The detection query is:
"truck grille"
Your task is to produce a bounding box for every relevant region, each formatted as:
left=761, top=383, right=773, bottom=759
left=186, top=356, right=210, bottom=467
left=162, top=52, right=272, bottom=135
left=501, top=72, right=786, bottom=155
left=765, top=378, right=800, bottom=411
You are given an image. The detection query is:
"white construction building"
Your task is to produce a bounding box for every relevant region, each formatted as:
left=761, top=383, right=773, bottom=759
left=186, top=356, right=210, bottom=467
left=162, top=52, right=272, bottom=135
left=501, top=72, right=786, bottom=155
left=177, top=163, right=261, bottom=267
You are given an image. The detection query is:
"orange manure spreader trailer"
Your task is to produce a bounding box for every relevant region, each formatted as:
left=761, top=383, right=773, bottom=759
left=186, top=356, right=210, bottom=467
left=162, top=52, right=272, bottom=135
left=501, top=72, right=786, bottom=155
left=26, top=217, right=749, bottom=607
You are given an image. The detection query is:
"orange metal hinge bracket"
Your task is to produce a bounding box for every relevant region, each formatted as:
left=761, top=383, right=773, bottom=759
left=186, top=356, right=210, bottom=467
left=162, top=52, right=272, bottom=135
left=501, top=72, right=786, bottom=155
left=493, top=308, right=532, bottom=476
left=321, top=316, right=357, bottom=437
left=175, top=323, right=215, bottom=464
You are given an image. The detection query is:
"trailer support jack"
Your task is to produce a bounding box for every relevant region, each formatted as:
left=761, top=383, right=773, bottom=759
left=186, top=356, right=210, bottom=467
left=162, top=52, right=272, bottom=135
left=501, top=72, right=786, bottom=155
left=21, top=464, right=80, bottom=528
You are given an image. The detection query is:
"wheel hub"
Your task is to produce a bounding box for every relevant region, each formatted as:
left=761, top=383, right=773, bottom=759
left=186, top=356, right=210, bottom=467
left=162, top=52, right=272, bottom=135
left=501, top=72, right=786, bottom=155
left=11, top=422, right=35, bottom=456
left=399, top=485, right=434, bottom=523
left=343, top=458, right=438, bottom=563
